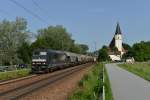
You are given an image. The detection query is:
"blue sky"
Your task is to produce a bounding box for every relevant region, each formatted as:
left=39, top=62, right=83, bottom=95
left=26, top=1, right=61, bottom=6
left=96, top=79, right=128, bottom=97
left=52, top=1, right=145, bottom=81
left=0, top=0, right=150, bottom=51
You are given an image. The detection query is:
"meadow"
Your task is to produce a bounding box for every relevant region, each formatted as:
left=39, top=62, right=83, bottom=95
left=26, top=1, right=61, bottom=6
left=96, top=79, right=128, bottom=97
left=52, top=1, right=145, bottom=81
left=119, top=62, right=150, bottom=81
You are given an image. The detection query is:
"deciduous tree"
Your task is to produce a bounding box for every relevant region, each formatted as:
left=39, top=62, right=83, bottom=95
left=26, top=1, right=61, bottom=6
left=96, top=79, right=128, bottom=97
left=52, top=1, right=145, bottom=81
left=0, top=17, right=29, bottom=65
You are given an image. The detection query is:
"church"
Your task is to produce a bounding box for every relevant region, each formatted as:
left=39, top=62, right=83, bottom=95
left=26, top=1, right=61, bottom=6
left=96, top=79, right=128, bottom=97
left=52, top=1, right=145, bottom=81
left=108, top=23, right=126, bottom=61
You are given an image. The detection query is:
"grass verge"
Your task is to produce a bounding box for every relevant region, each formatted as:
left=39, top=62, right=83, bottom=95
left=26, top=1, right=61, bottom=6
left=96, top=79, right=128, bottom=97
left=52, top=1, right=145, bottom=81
left=70, top=63, right=103, bottom=100
left=118, top=62, right=150, bottom=81
left=0, top=69, right=31, bottom=81
left=104, top=67, right=114, bottom=100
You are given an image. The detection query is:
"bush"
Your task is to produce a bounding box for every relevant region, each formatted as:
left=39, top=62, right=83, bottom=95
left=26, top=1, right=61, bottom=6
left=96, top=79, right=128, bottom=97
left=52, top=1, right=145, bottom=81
left=0, top=69, right=31, bottom=80
left=104, top=68, right=114, bottom=100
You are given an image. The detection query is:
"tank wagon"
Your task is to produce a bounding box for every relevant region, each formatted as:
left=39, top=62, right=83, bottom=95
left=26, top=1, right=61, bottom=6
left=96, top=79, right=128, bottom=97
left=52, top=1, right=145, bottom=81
left=32, top=49, right=96, bottom=73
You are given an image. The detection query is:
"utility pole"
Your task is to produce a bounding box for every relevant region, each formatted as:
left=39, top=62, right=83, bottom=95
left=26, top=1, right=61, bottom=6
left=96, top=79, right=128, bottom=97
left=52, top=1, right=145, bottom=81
left=61, top=39, right=64, bottom=51
left=94, top=41, right=99, bottom=58
left=0, top=51, right=2, bottom=66
left=94, top=41, right=97, bottom=56
left=94, top=41, right=97, bottom=52
left=0, top=50, right=4, bottom=66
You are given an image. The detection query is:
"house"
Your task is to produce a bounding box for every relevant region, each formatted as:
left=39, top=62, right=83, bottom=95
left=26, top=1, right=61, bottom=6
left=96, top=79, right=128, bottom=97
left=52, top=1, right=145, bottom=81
left=126, top=57, right=135, bottom=63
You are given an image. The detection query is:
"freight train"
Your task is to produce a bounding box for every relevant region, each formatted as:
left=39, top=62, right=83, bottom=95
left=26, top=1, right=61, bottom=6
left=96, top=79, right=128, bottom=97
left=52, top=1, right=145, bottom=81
left=31, top=49, right=96, bottom=73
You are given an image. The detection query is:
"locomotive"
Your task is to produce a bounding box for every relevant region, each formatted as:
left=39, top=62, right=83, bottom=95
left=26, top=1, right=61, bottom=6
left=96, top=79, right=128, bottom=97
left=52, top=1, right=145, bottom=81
left=32, top=49, right=96, bottom=73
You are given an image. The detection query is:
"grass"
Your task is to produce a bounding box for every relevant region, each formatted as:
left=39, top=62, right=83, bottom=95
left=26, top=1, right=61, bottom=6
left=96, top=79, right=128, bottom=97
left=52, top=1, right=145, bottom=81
left=0, top=69, right=31, bottom=81
left=104, top=67, right=114, bottom=100
left=70, top=63, right=103, bottom=100
left=119, top=62, right=150, bottom=81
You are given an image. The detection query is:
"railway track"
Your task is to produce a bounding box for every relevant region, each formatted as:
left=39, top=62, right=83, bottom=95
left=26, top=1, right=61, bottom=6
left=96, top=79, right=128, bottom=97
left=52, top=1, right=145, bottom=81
left=0, top=75, right=37, bottom=86
left=0, top=63, right=93, bottom=100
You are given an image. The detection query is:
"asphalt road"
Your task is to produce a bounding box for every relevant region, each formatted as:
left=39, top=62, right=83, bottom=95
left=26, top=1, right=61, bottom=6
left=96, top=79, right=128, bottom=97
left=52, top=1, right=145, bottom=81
left=105, top=63, right=150, bottom=100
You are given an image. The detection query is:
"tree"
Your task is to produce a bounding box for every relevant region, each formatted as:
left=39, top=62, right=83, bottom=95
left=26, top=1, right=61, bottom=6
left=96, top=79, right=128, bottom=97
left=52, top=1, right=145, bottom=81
left=79, top=44, right=88, bottom=51
left=78, top=44, right=89, bottom=54
left=98, top=46, right=110, bottom=61
left=122, top=49, right=135, bottom=59
left=123, top=41, right=150, bottom=61
left=132, top=41, right=150, bottom=61
left=0, top=17, right=30, bottom=65
left=111, top=47, right=118, bottom=52
left=122, top=43, right=131, bottom=51
left=17, top=42, right=31, bottom=63
left=31, top=25, right=89, bottom=54
left=31, top=25, right=74, bottom=51
left=69, top=44, right=82, bottom=54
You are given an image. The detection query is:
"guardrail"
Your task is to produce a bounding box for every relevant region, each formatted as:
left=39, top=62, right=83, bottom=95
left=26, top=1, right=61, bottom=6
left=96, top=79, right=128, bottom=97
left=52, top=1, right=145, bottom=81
left=103, top=67, right=105, bottom=100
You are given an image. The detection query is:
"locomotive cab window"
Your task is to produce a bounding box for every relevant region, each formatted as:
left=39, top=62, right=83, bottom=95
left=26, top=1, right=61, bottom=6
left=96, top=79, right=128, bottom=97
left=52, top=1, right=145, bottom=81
left=34, top=51, right=40, bottom=55
left=40, top=52, right=47, bottom=55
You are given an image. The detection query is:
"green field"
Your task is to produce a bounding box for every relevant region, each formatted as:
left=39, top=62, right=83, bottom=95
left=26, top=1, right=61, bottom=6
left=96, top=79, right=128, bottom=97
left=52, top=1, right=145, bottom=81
left=70, top=63, right=103, bottom=100
left=119, top=62, right=150, bottom=81
left=0, top=69, right=31, bottom=81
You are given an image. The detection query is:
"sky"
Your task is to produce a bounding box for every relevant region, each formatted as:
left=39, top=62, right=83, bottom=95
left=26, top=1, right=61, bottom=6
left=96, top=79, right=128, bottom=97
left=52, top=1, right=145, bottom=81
left=0, top=0, right=150, bottom=51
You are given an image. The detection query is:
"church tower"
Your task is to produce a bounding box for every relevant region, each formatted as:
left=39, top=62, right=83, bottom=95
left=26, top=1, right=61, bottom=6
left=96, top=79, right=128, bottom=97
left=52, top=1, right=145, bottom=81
left=114, top=23, right=122, bottom=52
left=109, top=22, right=125, bottom=61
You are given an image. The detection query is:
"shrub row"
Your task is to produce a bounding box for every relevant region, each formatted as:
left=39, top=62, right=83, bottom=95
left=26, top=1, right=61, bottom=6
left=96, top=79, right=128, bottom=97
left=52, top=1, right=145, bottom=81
left=0, top=69, right=31, bottom=80
left=70, top=63, right=103, bottom=100
left=104, top=67, right=114, bottom=100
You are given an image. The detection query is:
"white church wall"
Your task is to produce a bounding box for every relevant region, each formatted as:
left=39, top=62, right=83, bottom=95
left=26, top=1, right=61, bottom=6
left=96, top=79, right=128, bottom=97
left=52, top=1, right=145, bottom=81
left=109, top=55, right=121, bottom=61
left=115, top=34, right=122, bottom=52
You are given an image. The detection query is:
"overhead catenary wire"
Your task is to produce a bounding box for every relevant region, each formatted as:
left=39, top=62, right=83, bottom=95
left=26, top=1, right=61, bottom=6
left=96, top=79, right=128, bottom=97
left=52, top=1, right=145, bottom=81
left=31, top=0, right=52, bottom=20
left=31, top=0, right=47, bottom=13
left=9, top=0, right=49, bottom=25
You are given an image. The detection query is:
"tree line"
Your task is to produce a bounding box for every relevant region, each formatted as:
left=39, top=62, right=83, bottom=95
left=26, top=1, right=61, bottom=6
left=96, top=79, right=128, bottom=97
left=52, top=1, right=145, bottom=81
left=123, top=41, right=150, bottom=61
left=0, top=18, right=89, bottom=65
left=98, top=42, right=150, bottom=62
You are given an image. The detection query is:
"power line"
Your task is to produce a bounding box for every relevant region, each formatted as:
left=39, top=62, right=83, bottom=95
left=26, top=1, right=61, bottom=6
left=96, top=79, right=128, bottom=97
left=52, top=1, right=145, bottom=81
left=94, top=41, right=97, bottom=51
left=31, top=0, right=52, bottom=20
left=31, top=0, right=46, bottom=13
left=9, top=0, right=48, bottom=25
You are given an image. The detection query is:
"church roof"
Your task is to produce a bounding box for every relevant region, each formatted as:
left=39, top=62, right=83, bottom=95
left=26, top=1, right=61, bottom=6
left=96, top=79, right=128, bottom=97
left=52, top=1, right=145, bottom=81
left=115, top=22, right=122, bottom=35
left=109, top=37, right=115, bottom=48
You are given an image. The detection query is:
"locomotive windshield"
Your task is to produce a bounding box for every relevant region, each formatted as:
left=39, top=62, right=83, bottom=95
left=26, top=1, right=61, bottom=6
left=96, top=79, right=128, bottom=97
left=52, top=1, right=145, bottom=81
left=33, top=51, right=47, bottom=56
left=32, top=51, right=47, bottom=60
left=40, top=52, right=47, bottom=55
